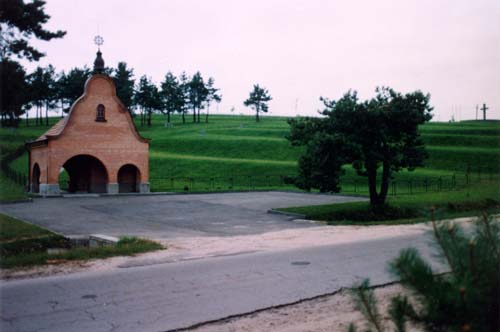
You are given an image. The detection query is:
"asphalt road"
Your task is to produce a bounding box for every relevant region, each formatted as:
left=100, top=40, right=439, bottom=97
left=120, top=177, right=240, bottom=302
left=0, top=233, right=444, bottom=332
left=0, top=192, right=366, bottom=239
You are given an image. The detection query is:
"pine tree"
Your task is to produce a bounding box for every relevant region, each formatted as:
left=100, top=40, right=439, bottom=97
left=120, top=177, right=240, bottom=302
left=243, top=84, right=272, bottom=122
left=348, top=211, right=500, bottom=332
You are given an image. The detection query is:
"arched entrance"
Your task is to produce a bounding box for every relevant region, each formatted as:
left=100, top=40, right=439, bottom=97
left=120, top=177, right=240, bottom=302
left=32, top=163, right=41, bottom=193
left=62, top=155, right=108, bottom=193
left=118, top=164, right=140, bottom=193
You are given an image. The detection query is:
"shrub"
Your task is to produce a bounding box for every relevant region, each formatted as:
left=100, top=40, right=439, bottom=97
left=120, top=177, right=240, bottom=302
left=348, top=211, right=499, bottom=332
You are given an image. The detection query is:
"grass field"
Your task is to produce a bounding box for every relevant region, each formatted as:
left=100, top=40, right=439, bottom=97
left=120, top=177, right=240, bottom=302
left=2, top=115, right=499, bottom=192
left=0, top=213, right=163, bottom=269
left=1, top=114, right=499, bottom=222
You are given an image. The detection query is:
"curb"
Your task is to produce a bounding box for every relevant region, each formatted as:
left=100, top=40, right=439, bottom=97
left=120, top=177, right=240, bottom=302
left=267, top=209, right=306, bottom=218
left=0, top=198, right=33, bottom=205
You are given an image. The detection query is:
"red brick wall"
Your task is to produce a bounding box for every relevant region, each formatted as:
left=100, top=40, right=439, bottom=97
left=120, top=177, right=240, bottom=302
left=30, top=74, right=149, bottom=188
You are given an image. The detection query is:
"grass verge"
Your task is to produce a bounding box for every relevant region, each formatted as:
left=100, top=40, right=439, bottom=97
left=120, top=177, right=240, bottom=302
left=0, top=214, right=163, bottom=269
left=278, top=182, right=500, bottom=225
left=0, top=172, right=28, bottom=202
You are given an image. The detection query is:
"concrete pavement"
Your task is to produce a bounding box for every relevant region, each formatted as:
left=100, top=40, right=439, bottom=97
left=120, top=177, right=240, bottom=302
left=0, top=233, right=444, bottom=332
left=0, top=192, right=366, bottom=239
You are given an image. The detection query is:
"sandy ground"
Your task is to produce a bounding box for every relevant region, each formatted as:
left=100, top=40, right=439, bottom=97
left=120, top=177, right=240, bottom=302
left=0, top=219, right=443, bottom=280
left=187, top=283, right=413, bottom=332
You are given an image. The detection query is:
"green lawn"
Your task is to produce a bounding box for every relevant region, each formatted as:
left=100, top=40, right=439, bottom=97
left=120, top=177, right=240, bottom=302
left=278, top=182, right=500, bottom=225
left=1, top=115, right=499, bottom=203
left=0, top=213, right=163, bottom=269
left=0, top=173, right=28, bottom=202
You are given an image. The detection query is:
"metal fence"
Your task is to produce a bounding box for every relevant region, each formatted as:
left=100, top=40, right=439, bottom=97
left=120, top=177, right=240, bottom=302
left=0, top=146, right=28, bottom=189
left=1, top=147, right=497, bottom=196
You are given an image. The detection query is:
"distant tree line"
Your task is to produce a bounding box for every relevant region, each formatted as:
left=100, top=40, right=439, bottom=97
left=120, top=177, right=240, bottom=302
left=1, top=60, right=223, bottom=128
left=1, top=1, right=225, bottom=128
left=1, top=0, right=274, bottom=127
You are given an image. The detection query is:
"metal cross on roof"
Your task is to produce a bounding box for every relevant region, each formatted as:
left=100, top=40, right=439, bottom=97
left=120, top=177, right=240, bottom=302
left=94, top=35, right=104, bottom=50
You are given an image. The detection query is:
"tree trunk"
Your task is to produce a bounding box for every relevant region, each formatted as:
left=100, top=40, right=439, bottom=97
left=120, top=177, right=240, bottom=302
left=205, top=104, right=209, bottom=123
left=367, top=164, right=379, bottom=207
left=367, top=161, right=390, bottom=208
left=378, top=161, right=391, bottom=206
left=182, top=110, right=185, bottom=123
left=45, top=101, right=49, bottom=126
left=26, top=112, right=29, bottom=126
left=147, top=109, right=152, bottom=126
left=193, top=108, right=196, bottom=122
left=256, top=105, right=260, bottom=122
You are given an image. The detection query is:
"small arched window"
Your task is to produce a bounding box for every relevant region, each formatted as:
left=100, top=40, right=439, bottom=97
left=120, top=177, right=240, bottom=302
left=96, top=104, right=106, bottom=122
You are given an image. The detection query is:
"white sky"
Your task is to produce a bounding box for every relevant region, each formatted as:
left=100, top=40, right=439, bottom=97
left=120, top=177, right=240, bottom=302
left=27, top=0, right=500, bottom=121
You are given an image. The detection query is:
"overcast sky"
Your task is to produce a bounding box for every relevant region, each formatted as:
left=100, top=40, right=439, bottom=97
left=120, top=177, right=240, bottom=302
left=27, top=0, right=500, bottom=121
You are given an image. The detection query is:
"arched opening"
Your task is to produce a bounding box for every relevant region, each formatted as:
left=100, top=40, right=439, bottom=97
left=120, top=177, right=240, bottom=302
left=32, top=163, right=40, bottom=193
left=62, top=155, right=108, bottom=193
left=118, top=164, right=141, bottom=193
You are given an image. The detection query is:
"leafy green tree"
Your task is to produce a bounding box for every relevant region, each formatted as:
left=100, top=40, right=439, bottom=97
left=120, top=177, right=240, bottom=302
left=288, top=88, right=432, bottom=207
left=112, top=62, right=135, bottom=111
left=349, top=212, right=500, bottom=332
left=204, top=77, right=221, bottom=123
left=160, top=72, right=185, bottom=126
left=26, top=65, right=56, bottom=126
left=56, top=67, right=91, bottom=113
left=178, top=72, right=189, bottom=124
left=134, top=75, right=160, bottom=127
left=0, top=59, right=28, bottom=126
left=244, top=84, right=272, bottom=122
left=187, top=71, right=208, bottom=123
left=0, top=0, right=66, bottom=61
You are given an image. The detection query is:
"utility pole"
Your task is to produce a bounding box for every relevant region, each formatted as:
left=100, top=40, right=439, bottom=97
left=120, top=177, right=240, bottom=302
left=481, top=103, right=488, bottom=121
left=475, top=104, right=478, bottom=120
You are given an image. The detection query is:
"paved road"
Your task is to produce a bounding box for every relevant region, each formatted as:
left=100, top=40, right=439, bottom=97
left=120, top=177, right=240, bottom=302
left=0, top=192, right=365, bottom=239
left=0, top=233, right=444, bottom=332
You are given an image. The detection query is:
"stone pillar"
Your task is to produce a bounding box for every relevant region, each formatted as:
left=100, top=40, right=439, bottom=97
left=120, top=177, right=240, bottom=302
left=39, top=183, right=61, bottom=196
left=107, top=183, right=119, bottom=194
left=139, top=182, right=150, bottom=193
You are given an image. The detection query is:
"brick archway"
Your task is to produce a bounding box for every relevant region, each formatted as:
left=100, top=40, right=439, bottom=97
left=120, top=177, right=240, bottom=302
left=118, top=164, right=141, bottom=193
left=63, top=155, right=108, bottom=193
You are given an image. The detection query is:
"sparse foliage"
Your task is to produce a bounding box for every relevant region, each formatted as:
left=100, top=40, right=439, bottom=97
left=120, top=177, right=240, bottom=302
left=288, top=87, right=433, bottom=207
left=0, top=0, right=66, bottom=61
left=349, top=212, right=500, bottom=332
left=112, top=62, right=135, bottom=111
left=0, top=59, right=28, bottom=126
left=244, top=84, right=272, bottom=122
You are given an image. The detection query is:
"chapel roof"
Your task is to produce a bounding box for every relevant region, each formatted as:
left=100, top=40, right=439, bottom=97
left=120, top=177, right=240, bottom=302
left=34, top=117, right=68, bottom=142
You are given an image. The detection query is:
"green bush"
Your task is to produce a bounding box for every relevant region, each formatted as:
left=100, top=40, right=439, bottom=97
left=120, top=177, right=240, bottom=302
left=349, top=211, right=499, bottom=332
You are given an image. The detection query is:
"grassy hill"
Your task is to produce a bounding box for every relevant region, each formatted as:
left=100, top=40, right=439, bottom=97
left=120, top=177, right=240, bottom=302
left=2, top=115, right=499, bottom=194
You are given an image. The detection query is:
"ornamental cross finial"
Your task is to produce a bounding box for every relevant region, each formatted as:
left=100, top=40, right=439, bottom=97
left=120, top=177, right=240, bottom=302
left=94, top=35, right=104, bottom=50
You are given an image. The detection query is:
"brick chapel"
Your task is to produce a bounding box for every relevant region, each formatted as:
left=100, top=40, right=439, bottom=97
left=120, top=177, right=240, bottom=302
left=27, top=48, right=150, bottom=195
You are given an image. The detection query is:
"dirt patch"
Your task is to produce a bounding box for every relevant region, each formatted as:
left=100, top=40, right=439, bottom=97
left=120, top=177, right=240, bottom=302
left=186, top=283, right=412, bottom=332
left=0, top=217, right=472, bottom=280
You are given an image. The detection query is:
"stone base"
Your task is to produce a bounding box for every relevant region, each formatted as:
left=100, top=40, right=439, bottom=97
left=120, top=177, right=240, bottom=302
left=139, top=182, right=150, bottom=193
left=39, top=183, right=61, bottom=196
left=107, top=183, right=119, bottom=194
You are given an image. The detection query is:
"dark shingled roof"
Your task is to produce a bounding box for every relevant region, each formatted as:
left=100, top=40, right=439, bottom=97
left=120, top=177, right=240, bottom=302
left=35, top=117, right=68, bottom=142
